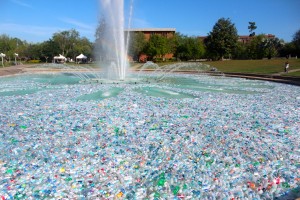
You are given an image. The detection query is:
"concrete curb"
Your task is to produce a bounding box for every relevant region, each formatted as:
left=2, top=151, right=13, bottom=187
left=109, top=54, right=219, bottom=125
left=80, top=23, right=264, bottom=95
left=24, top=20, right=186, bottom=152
left=221, top=72, right=300, bottom=86
left=1, top=65, right=300, bottom=86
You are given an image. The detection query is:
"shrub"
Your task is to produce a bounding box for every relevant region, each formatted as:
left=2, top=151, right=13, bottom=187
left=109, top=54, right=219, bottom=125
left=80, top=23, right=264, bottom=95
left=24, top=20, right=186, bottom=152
left=168, top=57, right=177, bottom=62
left=153, top=57, right=163, bottom=62
left=27, top=60, right=41, bottom=63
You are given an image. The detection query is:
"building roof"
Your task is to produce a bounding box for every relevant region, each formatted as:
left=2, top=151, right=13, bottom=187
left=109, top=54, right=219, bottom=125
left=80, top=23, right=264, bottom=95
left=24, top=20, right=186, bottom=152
left=125, top=28, right=176, bottom=32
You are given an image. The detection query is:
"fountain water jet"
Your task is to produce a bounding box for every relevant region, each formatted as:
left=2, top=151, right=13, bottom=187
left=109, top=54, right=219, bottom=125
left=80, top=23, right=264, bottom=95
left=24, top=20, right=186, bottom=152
left=97, top=0, right=131, bottom=80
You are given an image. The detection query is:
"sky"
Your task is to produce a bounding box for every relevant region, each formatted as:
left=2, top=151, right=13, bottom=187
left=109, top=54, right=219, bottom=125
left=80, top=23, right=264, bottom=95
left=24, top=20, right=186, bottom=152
left=0, top=0, right=299, bottom=43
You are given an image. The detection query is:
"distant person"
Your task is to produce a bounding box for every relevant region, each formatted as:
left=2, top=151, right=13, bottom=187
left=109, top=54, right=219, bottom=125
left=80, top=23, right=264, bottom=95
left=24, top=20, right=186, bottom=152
left=284, top=62, right=289, bottom=73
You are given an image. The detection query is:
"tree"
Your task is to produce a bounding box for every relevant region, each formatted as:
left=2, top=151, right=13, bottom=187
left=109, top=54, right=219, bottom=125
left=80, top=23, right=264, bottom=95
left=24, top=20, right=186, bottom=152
left=22, top=43, right=42, bottom=60
left=144, top=35, right=169, bottom=61
left=248, top=22, right=257, bottom=37
left=292, top=29, right=300, bottom=56
left=52, top=29, right=80, bottom=57
left=292, top=29, right=300, bottom=46
left=128, top=32, right=146, bottom=61
left=232, top=42, right=248, bottom=59
left=94, top=17, right=109, bottom=61
left=247, top=34, right=267, bottom=59
left=39, top=39, right=60, bottom=62
left=261, top=37, right=283, bottom=59
left=0, top=34, right=12, bottom=53
left=204, top=18, right=239, bottom=60
left=95, top=17, right=107, bottom=42
left=175, top=34, right=205, bottom=61
left=166, top=32, right=180, bottom=56
left=143, top=38, right=158, bottom=61
left=174, top=34, right=189, bottom=61
left=0, top=34, right=28, bottom=62
left=191, top=37, right=205, bottom=60
left=280, top=42, right=297, bottom=58
left=51, top=29, right=93, bottom=61
left=247, top=34, right=283, bottom=59
left=74, top=37, right=93, bottom=59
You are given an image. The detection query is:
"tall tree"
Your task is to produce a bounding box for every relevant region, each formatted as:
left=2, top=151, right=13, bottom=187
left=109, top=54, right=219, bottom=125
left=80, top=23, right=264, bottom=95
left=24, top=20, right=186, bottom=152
left=144, top=35, right=169, bottom=61
left=94, top=17, right=107, bottom=61
left=248, top=22, right=257, bottom=37
left=0, top=34, right=28, bottom=61
left=22, top=43, right=42, bottom=60
left=39, top=39, right=60, bottom=62
left=52, top=29, right=79, bottom=56
left=128, top=32, right=146, bottom=61
left=0, top=34, right=12, bottom=53
left=261, top=37, right=283, bottom=59
left=292, top=29, right=300, bottom=56
left=247, top=34, right=283, bottom=59
left=74, top=37, right=93, bottom=59
left=175, top=35, right=205, bottom=61
left=191, top=37, right=205, bottom=60
left=232, top=42, right=248, bottom=59
left=204, top=18, right=239, bottom=60
left=247, top=34, right=267, bottom=59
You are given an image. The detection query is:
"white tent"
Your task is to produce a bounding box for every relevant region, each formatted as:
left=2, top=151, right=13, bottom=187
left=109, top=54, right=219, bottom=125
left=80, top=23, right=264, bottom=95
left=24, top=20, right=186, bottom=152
left=53, top=54, right=67, bottom=63
left=76, top=53, right=87, bottom=64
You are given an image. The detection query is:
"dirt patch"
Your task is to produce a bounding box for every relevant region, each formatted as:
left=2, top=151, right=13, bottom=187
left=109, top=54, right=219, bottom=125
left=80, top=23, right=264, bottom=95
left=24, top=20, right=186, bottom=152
left=0, top=65, right=33, bottom=76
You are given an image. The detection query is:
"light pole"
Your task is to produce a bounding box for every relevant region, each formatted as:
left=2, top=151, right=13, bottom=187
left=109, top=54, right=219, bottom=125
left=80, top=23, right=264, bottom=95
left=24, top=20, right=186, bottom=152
left=14, top=53, right=18, bottom=65
left=73, top=43, right=75, bottom=63
left=0, top=53, right=5, bottom=67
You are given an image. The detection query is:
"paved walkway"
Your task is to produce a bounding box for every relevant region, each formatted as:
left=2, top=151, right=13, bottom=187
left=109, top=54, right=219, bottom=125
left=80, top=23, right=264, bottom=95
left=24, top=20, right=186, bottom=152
left=222, top=69, right=300, bottom=86
left=271, top=68, right=300, bottom=76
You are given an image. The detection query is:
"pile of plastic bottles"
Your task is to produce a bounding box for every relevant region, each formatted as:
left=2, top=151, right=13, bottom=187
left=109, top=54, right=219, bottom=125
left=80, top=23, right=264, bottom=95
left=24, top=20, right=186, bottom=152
left=0, top=73, right=299, bottom=199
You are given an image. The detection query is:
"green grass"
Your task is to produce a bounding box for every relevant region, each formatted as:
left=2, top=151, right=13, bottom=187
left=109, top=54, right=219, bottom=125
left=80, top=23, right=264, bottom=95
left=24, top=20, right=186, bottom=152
left=202, top=59, right=300, bottom=75
left=133, top=59, right=300, bottom=77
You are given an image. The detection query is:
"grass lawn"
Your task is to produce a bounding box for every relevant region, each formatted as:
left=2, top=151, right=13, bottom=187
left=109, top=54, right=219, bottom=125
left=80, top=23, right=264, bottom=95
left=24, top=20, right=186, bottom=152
left=202, top=59, right=300, bottom=75
left=136, top=59, right=300, bottom=77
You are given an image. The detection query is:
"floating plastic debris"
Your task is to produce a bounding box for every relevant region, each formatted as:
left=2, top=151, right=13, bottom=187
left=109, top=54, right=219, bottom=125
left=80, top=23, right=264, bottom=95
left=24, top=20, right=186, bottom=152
left=0, top=72, right=299, bottom=199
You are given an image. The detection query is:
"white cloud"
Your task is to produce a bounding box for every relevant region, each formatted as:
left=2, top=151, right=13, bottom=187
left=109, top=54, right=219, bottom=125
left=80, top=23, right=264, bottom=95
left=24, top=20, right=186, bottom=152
left=10, top=0, right=33, bottom=8
left=59, top=18, right=95, bottom=31
left=0, top=23, right=60, bottom=36
left=0, top=23, right=67, bottom=42
left=0, top=23, right=95, bottom=42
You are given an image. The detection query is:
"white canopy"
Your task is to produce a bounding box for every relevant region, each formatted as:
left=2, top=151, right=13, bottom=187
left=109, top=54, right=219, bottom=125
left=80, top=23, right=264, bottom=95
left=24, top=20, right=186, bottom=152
left=76, top=53, right=87, bottom=59
left=53, top=54, right=66, bottom=63
left=76, top=53, right=87, bottom=63
left=54, top=54, right=66, bottom=60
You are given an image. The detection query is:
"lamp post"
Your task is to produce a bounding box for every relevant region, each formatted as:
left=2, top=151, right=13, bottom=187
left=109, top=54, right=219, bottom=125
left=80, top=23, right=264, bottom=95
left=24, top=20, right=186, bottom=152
left=73, top=43, right=75, bottom=63
left=14, top=53, right=18, bottom=65
left=0, top=53, right=6, bottom=67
